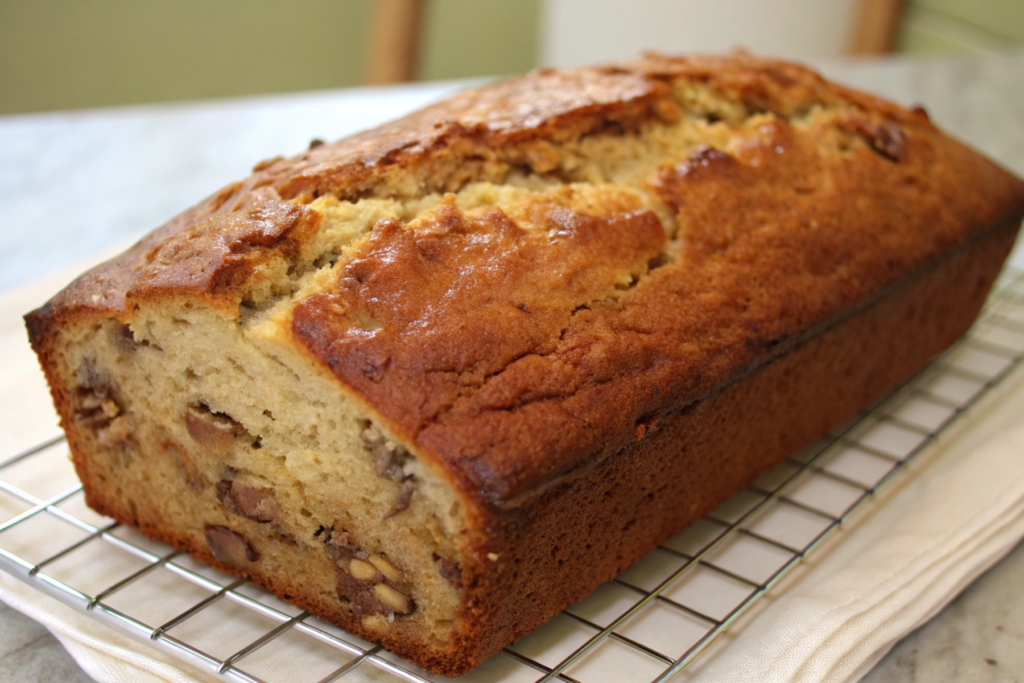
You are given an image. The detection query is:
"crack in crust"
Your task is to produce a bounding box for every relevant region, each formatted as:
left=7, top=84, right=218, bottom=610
left=27, top=54, right=917, bottom=321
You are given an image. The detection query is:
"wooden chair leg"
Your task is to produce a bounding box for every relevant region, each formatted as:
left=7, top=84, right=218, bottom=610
left=849, top=0, right=907, bottom=55
left=365, top=0, right=425, bottom=85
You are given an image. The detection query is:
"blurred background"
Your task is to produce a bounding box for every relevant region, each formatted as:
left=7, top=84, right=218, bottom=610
left=2, top=0, right=1022, bottom=116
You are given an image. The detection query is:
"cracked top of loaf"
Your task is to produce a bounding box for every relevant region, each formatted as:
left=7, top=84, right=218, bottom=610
left=28, top=53, right=1024, bottom=504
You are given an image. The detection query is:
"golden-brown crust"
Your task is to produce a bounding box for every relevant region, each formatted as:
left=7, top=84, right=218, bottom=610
left=297, top=103, right=1024, bottom=504
left=290, top=192, right=668, bottom=495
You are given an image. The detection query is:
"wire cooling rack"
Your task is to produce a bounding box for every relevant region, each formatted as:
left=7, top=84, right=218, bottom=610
left=3, top=270, right=1024, bottom=683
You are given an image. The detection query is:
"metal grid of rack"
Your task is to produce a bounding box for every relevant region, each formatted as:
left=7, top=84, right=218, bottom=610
left=2, top=269, right=1024, bottom=683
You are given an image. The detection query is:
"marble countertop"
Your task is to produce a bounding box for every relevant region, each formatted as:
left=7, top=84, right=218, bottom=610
left=2, top=50, right=1023, bottom=682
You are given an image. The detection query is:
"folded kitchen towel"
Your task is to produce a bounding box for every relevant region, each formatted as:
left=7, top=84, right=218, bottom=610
left=687, top=390, right=1024, bottom=683
left=0, top=571, right=220, bottom=683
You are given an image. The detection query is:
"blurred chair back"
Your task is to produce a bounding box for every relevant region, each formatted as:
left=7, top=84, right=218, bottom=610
left=540, top=0, right=904, bottom=67
left=366, top=0, right=425, bottom=84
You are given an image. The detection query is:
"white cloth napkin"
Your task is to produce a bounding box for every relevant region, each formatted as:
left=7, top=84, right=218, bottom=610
left=686, top=368, right=1024, bottom=683
left=1, top=262, right=1023, bottom=683
left=0, top=572, right=220, bottom=683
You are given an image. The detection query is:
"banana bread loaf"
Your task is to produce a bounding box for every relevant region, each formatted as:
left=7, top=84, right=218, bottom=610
left=26, top=53, right=1024, bottom=676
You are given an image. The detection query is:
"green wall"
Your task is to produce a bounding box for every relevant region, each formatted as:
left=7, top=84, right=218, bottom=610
left=898, top=0, right=1024, bottom=54
left=0, top=0, right=539, bottom=115
left=420, top=0, right=539, bottom=80
left=1, top=0, right=1021, bottom=115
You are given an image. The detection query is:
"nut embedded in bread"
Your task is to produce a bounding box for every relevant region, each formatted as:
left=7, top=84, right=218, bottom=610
left=25, top=53, right=1024, bottom=676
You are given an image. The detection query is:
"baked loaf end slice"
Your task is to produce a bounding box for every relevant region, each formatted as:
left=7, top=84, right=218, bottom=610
left=26, top=53, right=1024, bottom=675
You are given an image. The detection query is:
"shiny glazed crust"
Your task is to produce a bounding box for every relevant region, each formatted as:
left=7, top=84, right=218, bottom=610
left=26, top=53, right=1024, bottom=675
